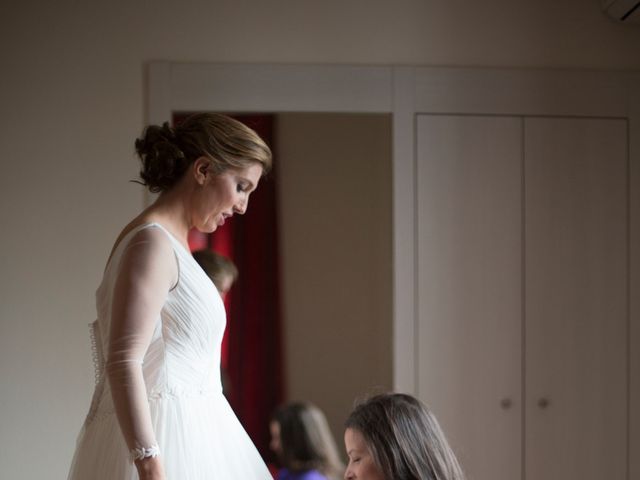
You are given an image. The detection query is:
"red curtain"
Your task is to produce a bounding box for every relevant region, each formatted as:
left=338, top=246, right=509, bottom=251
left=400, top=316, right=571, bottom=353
left=176, top=113, right=284, bottom=461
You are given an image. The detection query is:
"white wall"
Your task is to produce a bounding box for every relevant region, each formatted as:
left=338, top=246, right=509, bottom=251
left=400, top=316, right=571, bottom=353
left=277, top=113, right=392, bottom=446
left=1, top=1, right=639, bottom=478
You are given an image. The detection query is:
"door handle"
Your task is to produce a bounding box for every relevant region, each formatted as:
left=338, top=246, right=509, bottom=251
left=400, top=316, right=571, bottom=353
left=537, top=397, right=550, bottom=409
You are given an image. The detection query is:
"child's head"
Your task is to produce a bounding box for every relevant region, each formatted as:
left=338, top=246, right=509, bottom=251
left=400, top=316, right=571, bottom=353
left=270, top=402, right=344, bottom=479
left=344, top=393, right=464, bottom=480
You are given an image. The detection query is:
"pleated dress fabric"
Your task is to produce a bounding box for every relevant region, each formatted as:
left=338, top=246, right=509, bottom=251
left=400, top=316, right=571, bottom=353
left=67, top=223, right=272, bottom=479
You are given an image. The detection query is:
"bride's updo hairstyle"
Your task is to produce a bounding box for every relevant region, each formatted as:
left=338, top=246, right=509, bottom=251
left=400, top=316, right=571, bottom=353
left=135, top=113, right=272, bottom=193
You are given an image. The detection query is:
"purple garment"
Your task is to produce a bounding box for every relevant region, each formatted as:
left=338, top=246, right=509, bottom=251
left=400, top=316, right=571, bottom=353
left=277, top=468, right=328, bottom=480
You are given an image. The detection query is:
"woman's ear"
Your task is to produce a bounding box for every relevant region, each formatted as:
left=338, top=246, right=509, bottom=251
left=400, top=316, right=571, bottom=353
left=193, top=156, right=211, bottom=185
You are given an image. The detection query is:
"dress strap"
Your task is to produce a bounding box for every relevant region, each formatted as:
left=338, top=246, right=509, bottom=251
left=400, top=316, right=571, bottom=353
left=143, top=222, right=192, bottom=258
left=104, top=222, right=182, bottom=290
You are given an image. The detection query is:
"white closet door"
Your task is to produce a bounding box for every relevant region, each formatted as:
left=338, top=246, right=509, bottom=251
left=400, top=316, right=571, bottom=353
left=417, top=115, right=523, bottom=480
left=525, top=117, right=628, bottom=480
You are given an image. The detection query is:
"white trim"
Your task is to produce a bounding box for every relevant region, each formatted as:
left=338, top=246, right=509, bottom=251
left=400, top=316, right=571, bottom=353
left=147, top=62, right=393, bottom=116
left=147, top=62, right=172, bottom=125
left=628, top=72, right=640, bottom=480
left=392, top=66, right=417, bottom=393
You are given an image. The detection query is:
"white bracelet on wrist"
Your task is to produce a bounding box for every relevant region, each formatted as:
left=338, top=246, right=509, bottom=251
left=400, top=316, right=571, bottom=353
left=131, top=444, right=160, bottom=462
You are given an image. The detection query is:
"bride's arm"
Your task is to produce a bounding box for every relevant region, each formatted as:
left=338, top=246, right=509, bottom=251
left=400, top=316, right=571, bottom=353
left=105, top=227, right=177, bottom=478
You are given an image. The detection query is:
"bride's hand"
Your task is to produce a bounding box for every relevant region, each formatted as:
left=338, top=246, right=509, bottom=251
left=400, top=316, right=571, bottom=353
left=135, top=456, right=167, bottom=480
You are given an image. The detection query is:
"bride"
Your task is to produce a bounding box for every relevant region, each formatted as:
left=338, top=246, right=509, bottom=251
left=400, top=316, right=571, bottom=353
left=67, top=113, right=273, bottom=480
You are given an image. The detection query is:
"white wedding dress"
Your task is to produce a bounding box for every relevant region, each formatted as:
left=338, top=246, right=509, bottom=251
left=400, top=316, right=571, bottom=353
left=67, top=222, right=272, bottom=479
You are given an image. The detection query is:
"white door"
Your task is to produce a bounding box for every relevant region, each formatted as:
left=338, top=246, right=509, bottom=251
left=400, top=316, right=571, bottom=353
left=416, top=115, right=523, bottom=480
left=416, top=115, right=629, bottom=480
left=524, top=117, right=628, bottom=480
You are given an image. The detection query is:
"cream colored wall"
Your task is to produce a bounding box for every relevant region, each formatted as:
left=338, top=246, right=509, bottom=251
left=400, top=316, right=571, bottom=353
left=276, top=113, right=392, bottom=448
left=1, top=0, right=639, bottom=478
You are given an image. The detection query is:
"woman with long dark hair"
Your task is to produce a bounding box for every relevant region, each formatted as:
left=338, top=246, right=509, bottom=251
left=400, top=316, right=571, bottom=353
left=344, top=393, right=465, bottom=480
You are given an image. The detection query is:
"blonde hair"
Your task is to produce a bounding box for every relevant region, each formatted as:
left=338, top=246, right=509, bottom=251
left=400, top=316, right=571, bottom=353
left=345, top=393, right=465, bottom=480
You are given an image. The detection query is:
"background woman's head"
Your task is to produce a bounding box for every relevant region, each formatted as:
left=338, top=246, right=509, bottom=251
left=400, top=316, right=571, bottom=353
left=134, top=113, right=272, bottom=194
left=192, top=249, right=238, bottom=297
left=270, top=402, right=344, bottom=480
left=344, top=393, right=464, bottom=480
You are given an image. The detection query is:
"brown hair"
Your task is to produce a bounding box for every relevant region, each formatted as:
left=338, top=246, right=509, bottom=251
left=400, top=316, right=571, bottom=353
left=272, top=402, right=344, bottom=480
left=134, top=113, right=272, bottom=193
left=345, top=393, right=465, bottom=480
left=192, top=249, right=238, bottom=292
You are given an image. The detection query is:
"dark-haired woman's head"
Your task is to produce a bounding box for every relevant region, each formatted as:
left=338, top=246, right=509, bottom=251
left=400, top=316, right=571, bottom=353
left=135, top=113, right=272, bottom=193
left=344, top=394, right=464, bottom=480
left=135, top=113, right=272, bottom=233
left=270, top=402, right=344, bottom=480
